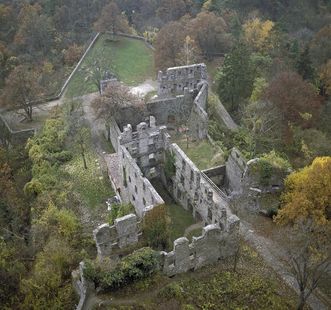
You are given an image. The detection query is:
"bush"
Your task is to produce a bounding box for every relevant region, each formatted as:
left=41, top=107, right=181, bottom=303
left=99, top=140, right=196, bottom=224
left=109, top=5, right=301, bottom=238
left=266, top=207, right=278, bottom=218
left=108, top=203, right=135, bottom=225
left=84, top=248, right=159, bottom=292
left=158, top=282, right=184, bottom=300
left=142, top=205, right=170, bottom=250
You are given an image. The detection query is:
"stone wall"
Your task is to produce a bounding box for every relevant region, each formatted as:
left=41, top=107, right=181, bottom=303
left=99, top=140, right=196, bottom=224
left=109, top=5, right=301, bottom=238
left=0, top=114, right=35, bottom=147
left=169, top=143, right=229, bottom=227
left=157, top=63, right=207, bottom=97
left=161, top=215, right=240, bottom=276
left=202, top=165, right=226, bottom=188
left=72, top=262, right=95, bottom=310
left=93, top=213, right=140, bottom=257
left=119, top=119, right=171, bottom=177
left=225, top=148, right=247, bottom=194
left=118, top=145, right=164, bottom=217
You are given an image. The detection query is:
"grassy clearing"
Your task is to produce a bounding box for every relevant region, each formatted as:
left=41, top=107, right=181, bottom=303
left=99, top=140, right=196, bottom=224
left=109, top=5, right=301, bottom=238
left=176, top=138, right=224, bottom=170
left=151, top=179, right=197, bottom=244
left=66, top=35, right=155, bottom=98
left=62, top=150, right=114, bottom=209
left=167, top=203, right=196, bottom=243
left=97, top=242, right=297, bottom=309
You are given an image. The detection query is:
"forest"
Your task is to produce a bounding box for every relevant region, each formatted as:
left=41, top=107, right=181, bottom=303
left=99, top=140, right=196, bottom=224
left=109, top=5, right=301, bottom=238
left=0, top=0, right=330, bottom=309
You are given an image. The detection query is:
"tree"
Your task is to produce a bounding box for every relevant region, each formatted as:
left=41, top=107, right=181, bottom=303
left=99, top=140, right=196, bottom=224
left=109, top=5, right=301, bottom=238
left=310, top=25, right=331, bottom=68
left=243, top=18, right=275, bottom=53
left=296, top=46, right=316, bottom=81
left=176, top=35, right=202, bottom=66
left=275, top=157, right=331, bottom=309
left=14, top=3, right=54, bottom=56
left=188, top=11, right=232, bottom=59
left=92, top=83, right=142, bottom=140
left=142, top=205, right=170, bottom=250
left=242, top=100, right=282, bottom=155
left=154, top=21, right=186, bottom=70
left=75, top=126, right=91, bottom=170
left=156, top=0, right=187, bottom=24
left=83, top=47, right=117, bottom=95
left=1, top=65, right=42, bottom=121
left=93, top=1, right=129, bottom=34
left=281, top=222, right=330, bottom=310
left=217, top=42, right=254, bottom=112
left=319, top=59, right=331, bottom=96
left=276, top=157, right=331, bottom=225
left=264, top=71, right=322, bottom=135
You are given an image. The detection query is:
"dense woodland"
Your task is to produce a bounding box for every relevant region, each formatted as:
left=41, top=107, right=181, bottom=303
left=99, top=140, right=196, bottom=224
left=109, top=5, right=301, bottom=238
left=0, top=0, right=331, bottom=309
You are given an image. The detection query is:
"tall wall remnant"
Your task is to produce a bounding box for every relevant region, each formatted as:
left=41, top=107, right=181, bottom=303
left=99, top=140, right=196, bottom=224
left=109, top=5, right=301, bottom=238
left=93, top=213, right=140, bottom=257
left=117, top=118, right=168, bottom=217
left=161, top=214, right=240, bottom=276
left=157, top=63, right=208, bottom=97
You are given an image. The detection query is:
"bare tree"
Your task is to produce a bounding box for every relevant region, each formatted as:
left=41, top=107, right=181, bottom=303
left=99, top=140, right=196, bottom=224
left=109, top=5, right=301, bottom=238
left=92, top=83, right=143, bottom=141
left=283, top=221, right=330, bottom=310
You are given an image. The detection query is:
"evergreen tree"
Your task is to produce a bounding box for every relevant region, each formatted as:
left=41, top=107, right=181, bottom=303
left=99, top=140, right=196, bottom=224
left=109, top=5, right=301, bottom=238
left=217, top=42, right=254, bottom=112
left=296, top=46, right=316, bottom=81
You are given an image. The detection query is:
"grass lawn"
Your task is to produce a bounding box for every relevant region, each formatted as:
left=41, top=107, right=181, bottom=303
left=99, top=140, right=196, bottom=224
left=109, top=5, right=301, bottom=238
left=167, top=203, right=196, bottom=243
left=151, top=179, right=197, bottom=244
left=66, top=34, right=155, bottom=98
left=62, top=150, right=114, bottom=209
left=176, top=138, right=224, bottom=170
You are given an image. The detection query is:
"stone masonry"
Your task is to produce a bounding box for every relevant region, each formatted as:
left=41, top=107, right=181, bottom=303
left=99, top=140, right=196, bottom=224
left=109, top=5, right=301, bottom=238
left=93, top=213, right=139, bottom=257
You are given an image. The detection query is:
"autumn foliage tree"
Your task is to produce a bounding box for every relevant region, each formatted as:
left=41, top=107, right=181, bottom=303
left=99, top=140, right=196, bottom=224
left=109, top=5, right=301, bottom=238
left=264, top=71, right=322, bottom=133
left=276, top=157, right=331, bottom=225
left=93, top=1, right=129, bottom=34
left=243, top=18, right=275, bottom=53
left=275, top=157, right=331, bottom=309
left=1, top=65, right=42, bottom=121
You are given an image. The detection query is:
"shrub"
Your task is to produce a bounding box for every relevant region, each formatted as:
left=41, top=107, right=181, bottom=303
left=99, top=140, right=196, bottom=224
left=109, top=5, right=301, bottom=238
left=142, top=205, right=170, bottom=250
left=108, top=203, right=135, bottom=225
left=158, top=282, right=184, bottom=300
left=266, top=207, right=278, bottom=218
left=84, top=248, right=159, bottom=291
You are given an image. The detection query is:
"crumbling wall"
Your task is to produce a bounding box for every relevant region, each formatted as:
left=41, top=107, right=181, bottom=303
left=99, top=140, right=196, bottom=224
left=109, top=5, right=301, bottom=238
left=157, top=63, right=208, bottom=97
left=93, top=214, right=139, bottom=257
left=118, top=145, right=164, bottom=217
left=161, top=216, right=240, bottom=276
left=202, top=165, right=226, bottom=188
left=225, top=148, right=247, bottom=194
left=169, top=143, right=228, bottom=227
left=72, top=262, right=95, bottom=310
left=119, top=120, right=170, bottom=177
left=0, top=114, right=35, bottom=147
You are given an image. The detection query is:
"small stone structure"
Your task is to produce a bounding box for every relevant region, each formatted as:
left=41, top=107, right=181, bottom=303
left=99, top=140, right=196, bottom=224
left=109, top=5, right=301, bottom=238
left=0, top=114, right=35, bottom=147
left=93, top=214, right=140, bottom=257
left=161, top=215, right=240, bottom=276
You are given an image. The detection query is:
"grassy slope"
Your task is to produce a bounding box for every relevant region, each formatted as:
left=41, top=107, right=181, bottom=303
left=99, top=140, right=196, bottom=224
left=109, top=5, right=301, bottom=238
left=66, top=35, right=155, bottom=98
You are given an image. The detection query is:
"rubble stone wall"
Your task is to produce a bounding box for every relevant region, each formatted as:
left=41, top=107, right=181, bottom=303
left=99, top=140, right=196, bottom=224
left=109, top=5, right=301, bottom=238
left=225, top=148, right=247, bottom=194
left=157, top=63, right=208, bottom=97
left=93, top=214, right=139, bottom=257
left=169, top=143, right=229, bottom=227
left=161, top=216, right=240, bottom=276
